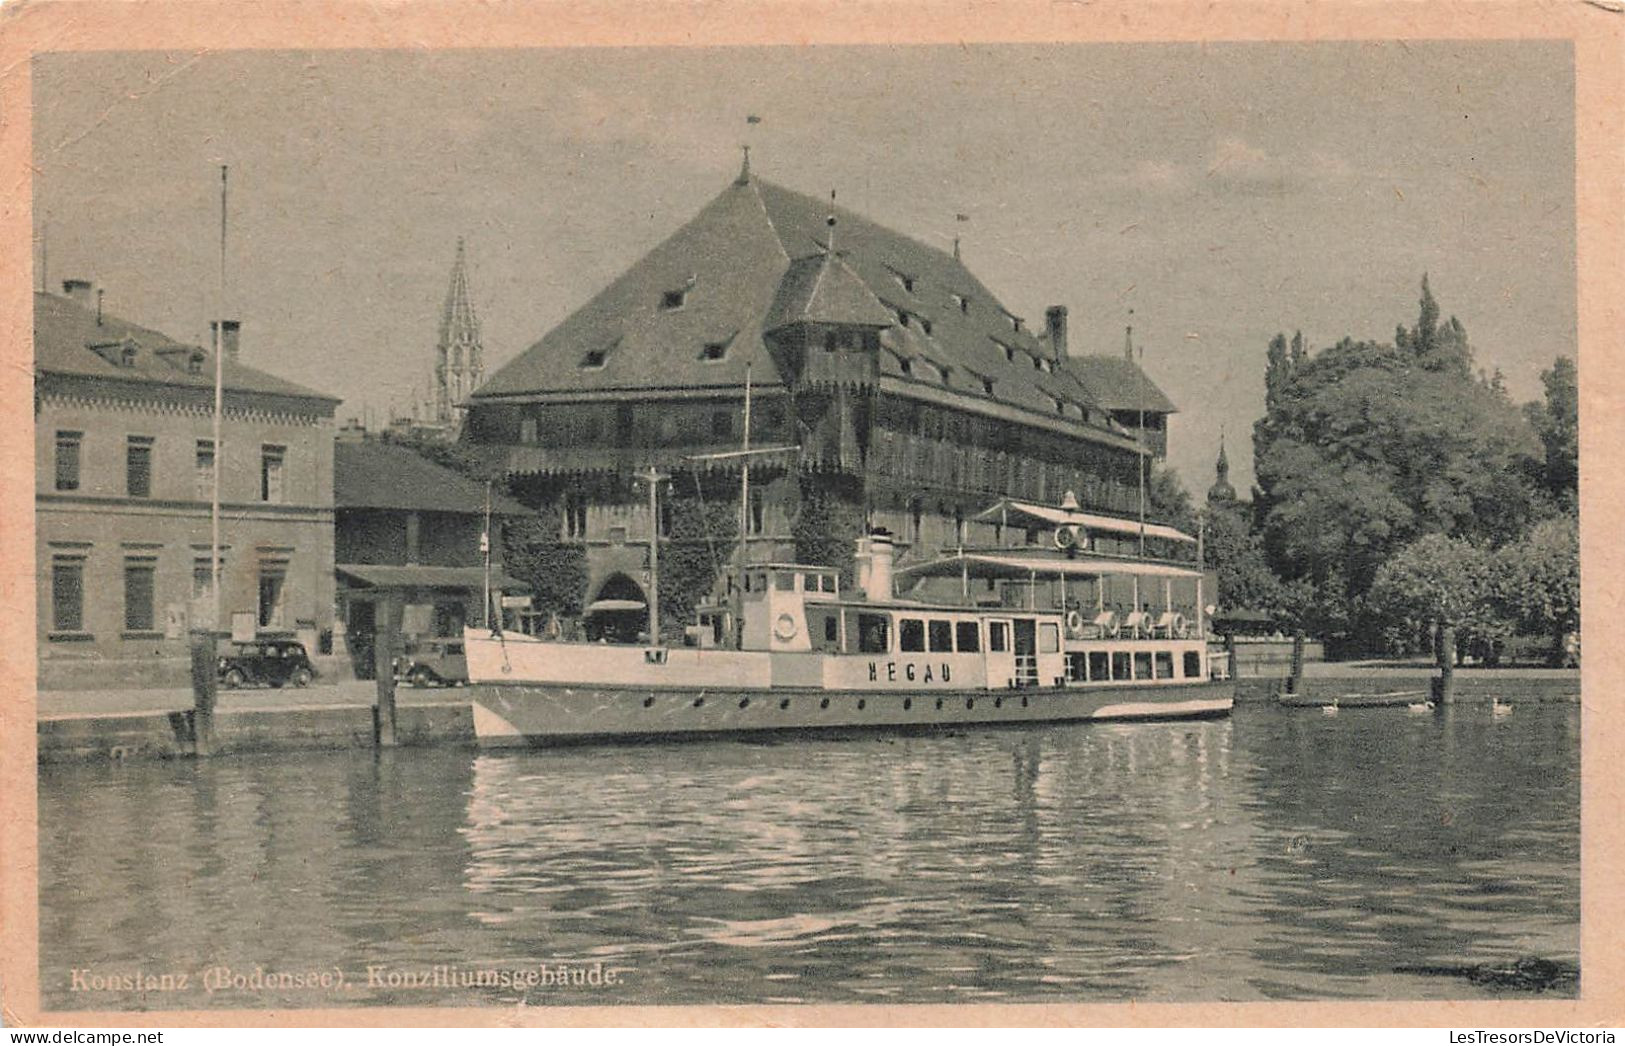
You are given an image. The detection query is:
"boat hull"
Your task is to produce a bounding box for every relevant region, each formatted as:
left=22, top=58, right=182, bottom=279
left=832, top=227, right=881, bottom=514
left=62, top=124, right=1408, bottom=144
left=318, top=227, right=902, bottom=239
left=468, top=679, right=1235, bottom=748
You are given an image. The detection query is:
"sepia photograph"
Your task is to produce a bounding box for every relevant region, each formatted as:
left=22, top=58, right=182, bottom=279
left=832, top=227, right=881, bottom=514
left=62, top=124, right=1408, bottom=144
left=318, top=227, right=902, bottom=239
left=1, top=1, right=1619, bottom=1030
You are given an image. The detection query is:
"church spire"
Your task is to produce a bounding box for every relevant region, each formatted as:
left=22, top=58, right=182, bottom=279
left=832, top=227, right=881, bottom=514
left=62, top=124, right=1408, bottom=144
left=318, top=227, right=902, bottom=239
left=435, top=237, right=485, bottom=426
left=1207, top=428, right=1237, bottom=504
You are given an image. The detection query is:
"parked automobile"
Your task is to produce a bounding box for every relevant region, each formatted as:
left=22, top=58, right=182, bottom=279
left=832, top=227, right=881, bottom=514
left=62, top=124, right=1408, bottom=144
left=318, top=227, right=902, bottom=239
left=394, top=637, right=468, bottom=688
left=217, top=638, right=317, bottom=689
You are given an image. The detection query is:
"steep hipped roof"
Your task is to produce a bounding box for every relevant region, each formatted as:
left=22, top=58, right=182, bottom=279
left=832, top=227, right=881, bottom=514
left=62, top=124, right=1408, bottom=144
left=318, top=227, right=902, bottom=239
left=475, top=174, right=1174, bottom=433
left=334, top=440, right=528, bottom=514
left=34, top=291, right=337, bottom=406
left=1060, top=355, right=1178, bottom=414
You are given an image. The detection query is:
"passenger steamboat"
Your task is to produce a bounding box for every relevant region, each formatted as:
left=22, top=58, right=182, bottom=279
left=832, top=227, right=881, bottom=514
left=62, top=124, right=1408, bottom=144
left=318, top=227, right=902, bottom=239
left=463, top=493, right=1234, bottom=747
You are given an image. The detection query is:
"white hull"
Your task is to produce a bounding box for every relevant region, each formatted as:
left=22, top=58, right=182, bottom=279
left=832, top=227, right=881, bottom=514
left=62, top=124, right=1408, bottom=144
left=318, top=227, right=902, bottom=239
left=466, top=674, right=1234, bottom=747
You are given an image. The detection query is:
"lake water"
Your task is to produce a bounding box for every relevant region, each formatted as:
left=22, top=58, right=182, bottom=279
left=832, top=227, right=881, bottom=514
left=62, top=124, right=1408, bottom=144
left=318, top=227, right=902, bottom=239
left=38, top=700, right=1580, bottom=1009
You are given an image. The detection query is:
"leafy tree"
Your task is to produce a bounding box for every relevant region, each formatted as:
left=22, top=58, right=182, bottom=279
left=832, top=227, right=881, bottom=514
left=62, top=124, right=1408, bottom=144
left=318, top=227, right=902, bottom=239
left=1367, top=533, right=1500, bottom=663
left=1253, top=279, right=1543, bottom=635
left=1146, top=462, right=1195, bottom=533
left=1494, top=513, right=1579, bottom=664
left=1201, top=501, right=1287, bottom=616
left=1523, top=355, right=1578, bottom=512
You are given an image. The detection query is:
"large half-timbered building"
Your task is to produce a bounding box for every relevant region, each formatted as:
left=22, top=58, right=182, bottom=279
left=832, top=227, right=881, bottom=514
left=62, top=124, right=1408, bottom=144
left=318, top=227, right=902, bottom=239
left=463, top=165, right=1176, bottom=639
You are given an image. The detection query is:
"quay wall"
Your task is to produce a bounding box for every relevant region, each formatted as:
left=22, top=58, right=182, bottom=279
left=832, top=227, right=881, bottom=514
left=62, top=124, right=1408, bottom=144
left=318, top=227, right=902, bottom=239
left=37, top=669, right=1580, bottom=764
left=38, top=703, right=475, bottom=764
left=1234, top=671, right=1580, bottom=704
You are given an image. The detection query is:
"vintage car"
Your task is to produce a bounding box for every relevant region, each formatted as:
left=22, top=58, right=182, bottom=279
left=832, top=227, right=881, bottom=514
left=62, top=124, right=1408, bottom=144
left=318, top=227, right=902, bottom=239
left=217, top=638, right=317, bottom=689
left=394, top=636, right=468, bottom=687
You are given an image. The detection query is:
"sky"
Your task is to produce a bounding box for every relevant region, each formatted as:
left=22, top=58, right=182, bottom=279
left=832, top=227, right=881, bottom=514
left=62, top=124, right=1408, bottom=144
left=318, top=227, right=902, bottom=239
left=31, top=42, right=1575, bottom=495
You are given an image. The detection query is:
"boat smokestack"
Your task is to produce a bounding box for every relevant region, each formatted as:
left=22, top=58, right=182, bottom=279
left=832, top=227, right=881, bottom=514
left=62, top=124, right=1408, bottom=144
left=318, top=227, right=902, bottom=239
left=855, top=530, right=895, bottom=602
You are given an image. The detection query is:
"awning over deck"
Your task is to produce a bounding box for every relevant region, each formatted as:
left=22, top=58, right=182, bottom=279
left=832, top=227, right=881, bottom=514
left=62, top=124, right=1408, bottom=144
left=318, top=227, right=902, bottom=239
left=970, top=497, right=1196, bottom=544
left=337, top=564, right=527, bottom=591
left=895, top=551, right=1203, bottom=583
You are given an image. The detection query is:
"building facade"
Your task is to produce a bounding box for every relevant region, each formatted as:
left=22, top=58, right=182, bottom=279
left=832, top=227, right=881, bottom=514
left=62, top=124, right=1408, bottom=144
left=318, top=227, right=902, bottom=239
left=462, top=167, right=1177, bottom=638
left=34, top=283, right=338, bottom=686
left=333, top=437, right=526, bottom=673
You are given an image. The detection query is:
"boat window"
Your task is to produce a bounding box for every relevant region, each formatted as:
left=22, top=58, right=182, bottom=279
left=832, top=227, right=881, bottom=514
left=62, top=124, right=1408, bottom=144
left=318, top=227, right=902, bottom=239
left=824, top=616, right=838, bottom=643
left=857, top=613, right=890, bottom=654
left=989, top=621, right=1009, bottom=652
left=1039, top=622, right=1060, bottom=653
left=775, top=572, right=795, bottom=592
left=1111, top=651, right=1130, bottom=680
left=754, top=572, right=769, bottom=592
left=955, top=621, right=980, bottom=652
left=1066, top=653, right=1086, bottom=682
left=928, top=620, right=954, bottom=652
left=1134, top=651, right=1153, bottom=680
left=899, top=618, right=926, bottom=652
left=1088, top=651, right=1110, bottom=681
left=1184, top=651, right=1202, bottom=678
left=1155, top=651, right=1174, bottom=679
left=820, top=574, right=836, bottom=593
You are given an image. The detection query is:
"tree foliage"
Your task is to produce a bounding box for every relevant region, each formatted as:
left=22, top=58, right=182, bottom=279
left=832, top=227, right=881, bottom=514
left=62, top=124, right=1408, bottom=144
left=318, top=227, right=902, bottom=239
left=499, top=502, right=588, bottom=622
left=1524, top=355, right=1578, bottom=513
left=1253, top=278, right=1543, bottom=632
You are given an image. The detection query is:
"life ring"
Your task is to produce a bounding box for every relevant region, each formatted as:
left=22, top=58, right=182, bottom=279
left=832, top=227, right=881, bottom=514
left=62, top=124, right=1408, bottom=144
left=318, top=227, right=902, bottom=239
left=1171, top=613, right=1187, bottom=639
left=1064, top=609, right=1086, bottom=638
left=773, top=613, right=798, bottom=642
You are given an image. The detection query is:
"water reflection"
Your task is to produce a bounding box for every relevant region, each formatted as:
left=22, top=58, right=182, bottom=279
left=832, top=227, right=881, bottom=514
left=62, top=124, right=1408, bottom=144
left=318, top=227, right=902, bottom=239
left=39, top=703, right=1578, bottom=1008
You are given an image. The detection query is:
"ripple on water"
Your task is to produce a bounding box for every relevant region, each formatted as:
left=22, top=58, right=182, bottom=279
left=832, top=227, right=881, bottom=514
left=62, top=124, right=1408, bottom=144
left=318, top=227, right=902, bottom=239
left=36, top=702, right=1578, bottom=1006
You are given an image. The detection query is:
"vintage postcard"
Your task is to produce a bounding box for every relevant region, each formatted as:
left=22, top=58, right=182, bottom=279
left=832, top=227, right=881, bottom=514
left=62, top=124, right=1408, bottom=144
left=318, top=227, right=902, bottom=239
left=0, top=0, right=1620, bottom=1031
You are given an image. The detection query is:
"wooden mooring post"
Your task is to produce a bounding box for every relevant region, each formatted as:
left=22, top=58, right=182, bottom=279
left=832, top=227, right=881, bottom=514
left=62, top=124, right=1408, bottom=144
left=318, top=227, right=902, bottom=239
left=1434, top=622, right=1458, bottom=704
left=1286, top=630, right=1306, bottom=696
left=373, top=595, right=401, bottom=747
left=188, top=630, right=218, bottom=757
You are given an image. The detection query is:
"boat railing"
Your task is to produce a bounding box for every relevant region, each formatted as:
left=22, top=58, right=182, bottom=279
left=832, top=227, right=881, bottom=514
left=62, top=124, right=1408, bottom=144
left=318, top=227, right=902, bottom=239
left=1014, top=654, right=1040, bottom=686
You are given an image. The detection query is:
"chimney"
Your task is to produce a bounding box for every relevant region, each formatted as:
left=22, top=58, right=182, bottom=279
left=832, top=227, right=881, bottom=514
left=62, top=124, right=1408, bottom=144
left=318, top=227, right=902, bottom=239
left=1045, top=305, right=1069, bottom=358
left=61, top=279, right=94, bottom=310
left=855, top=529, right=895, bottom=602
left=210, top=320, right=242, bottom=361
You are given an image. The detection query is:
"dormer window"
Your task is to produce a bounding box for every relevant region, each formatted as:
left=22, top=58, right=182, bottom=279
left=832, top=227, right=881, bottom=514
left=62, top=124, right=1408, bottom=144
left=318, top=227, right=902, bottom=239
left=952, top=293, right=970, bottom=314
left=891, top=270, right=916, bottom=294
left=700, top=338, right=730, bottom=361
left=188, top=351, right=205, bottom=375
left=1054, top=397, right=1066, bottom=414
left=995, top=340, right=1016, bottom=363
left=580, top=348, right=609, bottom=369
left=120, top=345, right=138, bottom=367
left=920, top=318, right=933, bottom=336
left=1039, top=357, right=1053, bottom=373
left=895, top=309, right=909, bottom=328
left=982, top=378, right=996, bottom=396
left=899, top=358, right=913, bottom=376
left=661, top=287, right=688, bottom=310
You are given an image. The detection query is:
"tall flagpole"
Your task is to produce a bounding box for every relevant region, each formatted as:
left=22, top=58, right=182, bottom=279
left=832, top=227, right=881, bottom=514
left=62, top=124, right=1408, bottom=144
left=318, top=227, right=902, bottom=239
left=211, top=165, right=227, bottom=633
left=1129, top=323, right=1146, bottom=559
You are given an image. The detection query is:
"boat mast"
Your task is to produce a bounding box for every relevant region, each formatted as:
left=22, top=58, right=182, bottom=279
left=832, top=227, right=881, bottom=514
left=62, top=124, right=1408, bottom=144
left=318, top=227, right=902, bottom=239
left=736, top=362, right=752, bottom=645
left=211, top=165, right=227, bottom=636
left=641, top=467, right=668, bottom=644
left=482, top=480, right=492, bottom=629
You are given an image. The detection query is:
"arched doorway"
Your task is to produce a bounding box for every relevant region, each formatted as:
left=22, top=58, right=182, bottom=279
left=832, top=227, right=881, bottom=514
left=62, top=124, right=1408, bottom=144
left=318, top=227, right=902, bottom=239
left=584, top=573, right=648, bottom=643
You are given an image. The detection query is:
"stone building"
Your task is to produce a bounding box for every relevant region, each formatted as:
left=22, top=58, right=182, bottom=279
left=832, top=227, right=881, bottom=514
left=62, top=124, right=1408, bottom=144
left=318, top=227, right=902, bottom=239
left=462, top=165, right=1176, bottom=638
left=34, top=282, right=338, bottom=687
